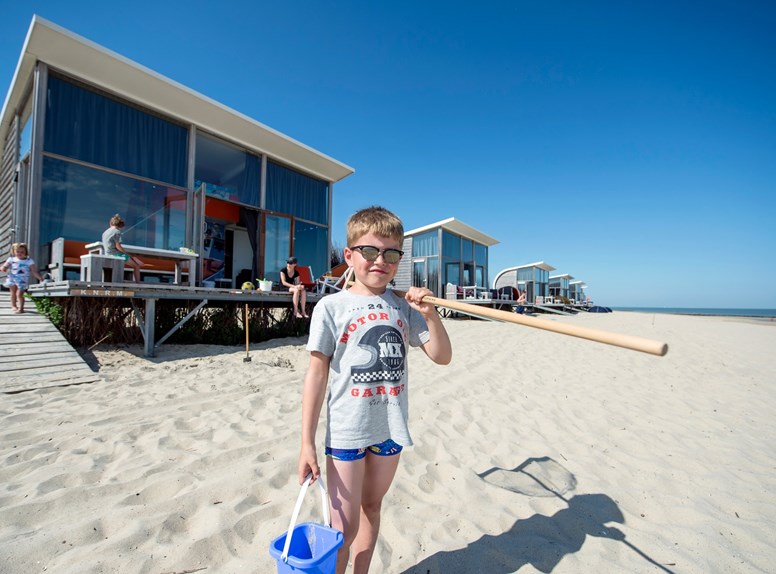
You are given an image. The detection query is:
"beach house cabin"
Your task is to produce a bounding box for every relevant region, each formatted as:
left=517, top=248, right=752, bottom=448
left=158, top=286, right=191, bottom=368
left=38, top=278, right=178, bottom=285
left=0, top=16, right=354, bottom=287
left=493, top=261, right=556, bottom=304
left=549, top=273, right=573, bottom=302
left=569, top=280, right=587, bottom=304
left=394, top=218, right=499, bottom=297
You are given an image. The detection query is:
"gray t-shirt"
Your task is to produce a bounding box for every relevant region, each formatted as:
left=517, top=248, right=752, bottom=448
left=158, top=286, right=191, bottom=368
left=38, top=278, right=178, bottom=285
left=102, top=227, right=122, bottom=256
left=306, top=289, right=431, bottom=449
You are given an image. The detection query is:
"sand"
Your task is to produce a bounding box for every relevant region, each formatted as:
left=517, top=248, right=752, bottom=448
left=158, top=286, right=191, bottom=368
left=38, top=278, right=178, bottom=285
left=1, top=311, right=775, bottom=573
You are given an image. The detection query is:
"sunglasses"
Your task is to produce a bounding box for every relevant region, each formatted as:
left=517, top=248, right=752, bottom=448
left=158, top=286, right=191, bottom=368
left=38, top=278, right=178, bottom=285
left=350, top=245, right=404, bottom=264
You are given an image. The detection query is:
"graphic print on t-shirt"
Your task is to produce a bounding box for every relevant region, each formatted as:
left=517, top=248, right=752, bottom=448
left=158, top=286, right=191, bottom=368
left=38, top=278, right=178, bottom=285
left=351, top=325, right=406, bottom=384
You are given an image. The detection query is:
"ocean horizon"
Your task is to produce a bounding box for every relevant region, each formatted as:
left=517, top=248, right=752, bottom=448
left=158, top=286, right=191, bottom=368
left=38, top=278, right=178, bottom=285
left=611, top=307, right=776, bottom=318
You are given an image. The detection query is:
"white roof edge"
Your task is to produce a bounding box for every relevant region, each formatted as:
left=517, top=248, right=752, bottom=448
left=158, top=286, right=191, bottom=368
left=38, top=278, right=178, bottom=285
left=0, top=16, right=36, bottom=132
left=1, top=16, right=355, bottom=183
left=550, top=273, right=574, bottom=279
left=405, top=217, right=499, bottom=246
left=499, top=261, right=556, bottom=272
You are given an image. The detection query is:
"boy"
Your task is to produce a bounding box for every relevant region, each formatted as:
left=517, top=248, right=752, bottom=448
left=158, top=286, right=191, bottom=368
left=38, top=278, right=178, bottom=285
left=297, top=206, right=452, bottom=574
left=102, top=214, right=144, bottom=282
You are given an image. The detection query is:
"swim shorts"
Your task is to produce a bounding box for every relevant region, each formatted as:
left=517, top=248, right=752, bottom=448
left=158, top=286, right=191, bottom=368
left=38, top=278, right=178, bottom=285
left=325, top=439, right=403, bottom=461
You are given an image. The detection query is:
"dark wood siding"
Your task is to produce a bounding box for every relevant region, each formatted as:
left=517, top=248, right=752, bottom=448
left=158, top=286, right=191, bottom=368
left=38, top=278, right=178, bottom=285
left=0, top=116, right=18, bottom=257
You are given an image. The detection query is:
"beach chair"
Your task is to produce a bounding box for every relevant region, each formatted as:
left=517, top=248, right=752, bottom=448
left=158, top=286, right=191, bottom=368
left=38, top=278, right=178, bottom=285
left=316, top=263, right=351, bottom=293
left=295, top=266, right=317, bottom=291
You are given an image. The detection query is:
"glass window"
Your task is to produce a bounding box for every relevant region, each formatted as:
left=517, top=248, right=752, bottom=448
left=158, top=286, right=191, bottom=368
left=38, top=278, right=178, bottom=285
left=266, top=160, right=328, bottom=225
left=412, top=231, right=438, bottom=257
left=20, top=113, right=32, bottom=159
left=462, top=239, right=473, bottom=262
left=202, top=220, right=226, bottom=282
left=264, top=215, right=291, bottom=282
left=442, top=231, right=460, bottom=258
left=444, top=262, right=460, bottom=286
left=428, top=257, right=440, bottom=296
left=293, top=221, right=328, bottom=278
left=40, top=156, right=187, bottom=249
left=44, top=74, right=188, bottom=187
left=474, top=243, right=486, bottom=266
left=413, top=261, right=426, bottom=288
left=463, top=263, right=474, bottom=286
left=194, top=132, right=260, bottom=206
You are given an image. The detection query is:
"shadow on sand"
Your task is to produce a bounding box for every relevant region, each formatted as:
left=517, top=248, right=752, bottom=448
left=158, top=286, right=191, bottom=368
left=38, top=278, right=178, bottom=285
left=400, top=457, right=675, bottom=574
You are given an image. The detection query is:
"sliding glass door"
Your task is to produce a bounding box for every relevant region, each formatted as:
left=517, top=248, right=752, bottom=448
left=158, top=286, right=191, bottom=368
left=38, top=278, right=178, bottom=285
left=264, top=214, right=291, bottom=282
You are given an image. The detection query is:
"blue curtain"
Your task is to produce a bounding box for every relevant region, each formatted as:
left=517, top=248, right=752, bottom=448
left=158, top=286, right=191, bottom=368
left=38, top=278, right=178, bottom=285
left=412, top=231, right=438, bottom=257
left=240, top=153, right=260, bottom=206
left=44, top=74, right=188, bottom=187
left=266, top=160, right=328, bottom=225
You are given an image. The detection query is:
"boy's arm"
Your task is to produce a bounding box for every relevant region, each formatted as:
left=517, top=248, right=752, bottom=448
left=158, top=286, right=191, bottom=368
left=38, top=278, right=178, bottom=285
left=419, top=311, right=453, bottom=365
left=298, top=351, right=331, bottom=484
left=405, top=287, right=452, bottom=365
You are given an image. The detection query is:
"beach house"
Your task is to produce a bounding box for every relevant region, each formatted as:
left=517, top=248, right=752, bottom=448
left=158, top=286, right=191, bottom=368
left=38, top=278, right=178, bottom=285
left=549, top=273, right=573, bottom=302
left=0, top=16, right=354, bottom=286
left=493, top=261, right=556, bottom=304
left=394, top=218, right=499, bottom=297
left=569, top=279, right=587, bottom=304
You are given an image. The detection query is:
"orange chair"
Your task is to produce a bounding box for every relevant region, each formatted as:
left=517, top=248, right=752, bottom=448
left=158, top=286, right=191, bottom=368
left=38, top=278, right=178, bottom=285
left=295, top=266, right=317, bottom=291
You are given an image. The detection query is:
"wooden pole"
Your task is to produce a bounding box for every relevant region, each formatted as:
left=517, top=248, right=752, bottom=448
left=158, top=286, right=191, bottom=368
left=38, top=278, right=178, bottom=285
left=410, top=293, right=668, bottom=357
left=243, top=303, right=251, bottom=362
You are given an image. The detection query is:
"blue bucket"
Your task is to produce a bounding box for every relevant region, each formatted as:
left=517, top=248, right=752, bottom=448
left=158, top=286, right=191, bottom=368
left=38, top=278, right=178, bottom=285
left=269, top=475, right=344, bottom=574
left=269, top=522, right=344, bottom=574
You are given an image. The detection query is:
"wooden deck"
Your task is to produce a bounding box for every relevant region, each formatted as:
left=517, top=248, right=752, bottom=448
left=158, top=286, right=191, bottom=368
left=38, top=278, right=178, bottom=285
left=0, top=291, right=101, bottom=393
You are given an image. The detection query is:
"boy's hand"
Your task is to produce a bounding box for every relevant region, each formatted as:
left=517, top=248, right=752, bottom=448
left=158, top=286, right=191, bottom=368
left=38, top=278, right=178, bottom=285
left=405, top=286, right=435, bottom=317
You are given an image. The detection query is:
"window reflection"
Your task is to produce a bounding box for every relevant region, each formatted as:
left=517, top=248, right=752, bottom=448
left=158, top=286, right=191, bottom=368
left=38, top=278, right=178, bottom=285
left=40, top=156, right=187, bottom=249
left=265, top=215, right=291, bottom=282
left=195, top=132, right=260, bottom=206
left=294, top=221, right=328, bottom=277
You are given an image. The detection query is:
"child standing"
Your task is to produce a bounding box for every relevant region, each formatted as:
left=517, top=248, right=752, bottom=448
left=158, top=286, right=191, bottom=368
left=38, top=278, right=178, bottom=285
left=297, top=206, right=452, bottom=574
left=1, top=243, right=44, bottom=314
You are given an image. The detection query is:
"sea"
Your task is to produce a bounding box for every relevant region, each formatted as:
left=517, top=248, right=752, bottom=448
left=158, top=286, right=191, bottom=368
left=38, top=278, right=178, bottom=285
left=611, top=307, right=776, bottom=318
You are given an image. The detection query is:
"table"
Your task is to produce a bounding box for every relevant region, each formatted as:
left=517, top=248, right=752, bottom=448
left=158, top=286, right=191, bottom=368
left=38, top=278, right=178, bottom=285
left=86, top=242, right=198, bottom=285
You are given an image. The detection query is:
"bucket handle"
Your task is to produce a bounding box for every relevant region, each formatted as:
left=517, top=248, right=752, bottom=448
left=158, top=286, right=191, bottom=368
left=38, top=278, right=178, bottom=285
left=280, top=473, right=331, bottom=562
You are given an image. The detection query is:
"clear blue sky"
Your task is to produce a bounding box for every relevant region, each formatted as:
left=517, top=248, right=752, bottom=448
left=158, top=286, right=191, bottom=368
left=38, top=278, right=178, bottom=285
left=2, top=1, right=774, bottom=308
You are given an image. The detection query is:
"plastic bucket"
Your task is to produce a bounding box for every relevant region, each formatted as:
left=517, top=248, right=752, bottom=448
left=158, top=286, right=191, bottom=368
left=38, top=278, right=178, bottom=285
left=269, top=475, right=344, bottom=574
left=269, top=522, right=343, bottom=574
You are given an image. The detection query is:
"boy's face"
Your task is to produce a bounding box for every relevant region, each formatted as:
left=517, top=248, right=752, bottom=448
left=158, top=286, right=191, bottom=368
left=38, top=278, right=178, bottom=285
left=344, top=233, right=402, bottom=294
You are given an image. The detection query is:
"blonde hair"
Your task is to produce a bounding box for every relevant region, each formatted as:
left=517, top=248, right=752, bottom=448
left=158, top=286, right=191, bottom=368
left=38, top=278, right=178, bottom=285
left=110, top=214, right=125, bottom=228
left=13, top=242, right=28, bottom=256
left=346, top=206, right=404, bottom=246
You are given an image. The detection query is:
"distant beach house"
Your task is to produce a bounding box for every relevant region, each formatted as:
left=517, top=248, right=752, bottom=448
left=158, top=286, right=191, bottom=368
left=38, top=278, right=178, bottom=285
left=549, top=273, right=573, bottom=301
left=394, top=218, right=499, bottom=297
left=493, top=261, right=556, bottom=304
left=0, top=16, right=353, bottom=286
left=569, top=279, right=587, bottom=304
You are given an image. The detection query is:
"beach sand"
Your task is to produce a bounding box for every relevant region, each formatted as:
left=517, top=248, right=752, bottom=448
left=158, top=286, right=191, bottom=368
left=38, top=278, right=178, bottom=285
left=1, top=311, right=775, bottom=573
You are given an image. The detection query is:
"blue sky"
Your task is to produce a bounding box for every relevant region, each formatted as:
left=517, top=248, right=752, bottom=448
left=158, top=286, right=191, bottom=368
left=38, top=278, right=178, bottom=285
left=2, top=1, right=774, bottom=307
